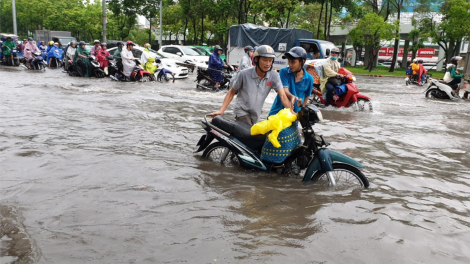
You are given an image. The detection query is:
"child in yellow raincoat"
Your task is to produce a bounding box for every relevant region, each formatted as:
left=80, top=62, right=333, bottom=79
left=144, top=57, right=157, bottom=74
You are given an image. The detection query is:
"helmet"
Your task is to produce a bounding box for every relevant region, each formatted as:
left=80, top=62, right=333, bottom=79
left=6, top=36, right=11, bottom=40
left=413, top=58, right=418, bottom=63
left=144, top=43, right=151, bottom=48
left=70, top=41, right=77, bottom=46
left=126, top=41, right=135, bottom=46
left=450, top=56, right=462, bottom=65
left=253, top=45, right=276, bottom=58
left=49, top=41, right=54, bottom=45
left=330, top=47, right=340, bottom=54
left=244, top=45, right=254, bottom=53
left=214, top=45, right=222, bottom=51
left=117, top=41, right=124, bottom=47
left=418, top=59, right=423, bottom=63
left=101, top=42, right=107, bottom=47
left=28, top=37, right=33, bottom=41
left=282, top=47, right=307, bottom=60
left=79, top=41, right=86, bottom=45
left=94, top=39, right=100, bottom=44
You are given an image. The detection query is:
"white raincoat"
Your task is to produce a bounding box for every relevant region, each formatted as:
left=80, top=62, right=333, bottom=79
left=121, top=48, right=136, bottom=77
left=231, top=53, right=253, bottom=85
left=140, top=48, right=151, bottom=66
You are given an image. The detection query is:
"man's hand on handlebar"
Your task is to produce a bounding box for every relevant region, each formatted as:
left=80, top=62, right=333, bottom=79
left=211, top=110, right=224, bottom=118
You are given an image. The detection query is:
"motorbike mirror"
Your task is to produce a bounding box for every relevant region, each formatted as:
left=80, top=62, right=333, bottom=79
left=176, top=52, right=183, bottom=56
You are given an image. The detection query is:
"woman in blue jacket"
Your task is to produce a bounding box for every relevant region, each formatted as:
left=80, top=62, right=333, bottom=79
left=208, top=45, right=226, bottom=90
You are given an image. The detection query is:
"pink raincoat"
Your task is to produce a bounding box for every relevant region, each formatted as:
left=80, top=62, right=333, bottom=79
left=24, top=41, right=40, bottom=60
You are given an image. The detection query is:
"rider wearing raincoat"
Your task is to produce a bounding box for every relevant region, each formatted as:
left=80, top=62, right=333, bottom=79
left=1, top=37, right=16, bottom=65
left=144, top=56, right=157, bottom=74
left=140, top=43, right=152, bottom=65
left=46, top=43, right=63, bottom=67
left=74, top=41, right=90, bottom=77
left=208, top=45, right=226, bottom=89
left=121, top=41, right=136, bottom=78
left=96, top=43, right=111, bottom=70
left=46, top=41, right=54, bottom=53
left=23, top=37, right=40, bottom=68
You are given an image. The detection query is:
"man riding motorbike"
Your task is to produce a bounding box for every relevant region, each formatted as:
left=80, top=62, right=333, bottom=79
left=91, top=39, right=101, bottom=56
left=23, top=37, right=40, bottom=69
left=230, top=45, right=254, bottom=86
left=65, top=41, right=77, bottom=71
left=74, top=41, right=91, bottom=77
left=321, top=47, right=343, bottom=107
left=38, top=41, right=47, bottom=51
left=121, top=41, right=136, bottom=78
left=211, top=45, right=292, bottom=125
left=46, top=41, right=54, bottom=53
left=1, top=36, right=17, bottom=65
left=47, top=42, right=62, bottom=67
left=269, top=47, right=313, bottom=116
left=208, top=45, right=227, bottom=90
left=113, top=42, right=124, bottom=79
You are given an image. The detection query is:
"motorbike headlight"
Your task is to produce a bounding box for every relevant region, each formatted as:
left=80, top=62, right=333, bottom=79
left=308, top=105, right=324, bottom=123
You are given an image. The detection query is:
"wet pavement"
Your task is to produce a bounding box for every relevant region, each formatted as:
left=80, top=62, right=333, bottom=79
left=1, top=66, right=470, bottom=263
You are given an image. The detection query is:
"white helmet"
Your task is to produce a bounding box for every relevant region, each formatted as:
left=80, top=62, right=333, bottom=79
left=413, top=58, right=417, bottom=63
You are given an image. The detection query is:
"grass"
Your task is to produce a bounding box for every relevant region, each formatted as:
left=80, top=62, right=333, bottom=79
left=345, top=66, right=446, bottom=79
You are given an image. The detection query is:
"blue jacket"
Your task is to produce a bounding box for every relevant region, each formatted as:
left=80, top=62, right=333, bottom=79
left=208, top=50, right=224, bottom=82
left=47, top=45, right=63, bottom=63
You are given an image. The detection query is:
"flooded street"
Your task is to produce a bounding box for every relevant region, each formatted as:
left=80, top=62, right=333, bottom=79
left=1, top=66, right=470, bottom=263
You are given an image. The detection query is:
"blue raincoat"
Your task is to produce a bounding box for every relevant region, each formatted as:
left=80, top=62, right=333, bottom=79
left=47, top=45, right=63, bottom=63
left=208, top=49, right=224, bottom=82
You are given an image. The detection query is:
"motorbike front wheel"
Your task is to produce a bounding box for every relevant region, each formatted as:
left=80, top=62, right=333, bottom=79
left=355, top=98, right=373, bottom=111
left=202, top=142, right=239, bottom=166
left=311, top=163, right=369, bottom=188
left=197, top=78, right=214, bottom=90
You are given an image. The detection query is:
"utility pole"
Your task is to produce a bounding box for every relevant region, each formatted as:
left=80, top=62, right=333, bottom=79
left=102, top=0, right=107, bottom=42
left=461, top=41, right=470, bottom=92
left=12, top=0, right=17, bottom=35
left=159, top=0, right=163, bottom=48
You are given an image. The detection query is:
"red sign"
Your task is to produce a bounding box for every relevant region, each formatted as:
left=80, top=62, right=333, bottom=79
left=379, top=48, right=435, bottom=57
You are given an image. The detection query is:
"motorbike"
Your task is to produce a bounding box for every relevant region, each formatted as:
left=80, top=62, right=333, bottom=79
left=2, top=46, right=20, bottom=66
left=22, top=50, right=46, bottom=71
left=48, top=48, right=63, bottom=68
left=109, top=59, right=156, bottom=82
left=425, top=78, right=461, bottom=100
left=309, top=67, right=373, bottom=111
left=406, top=74, right=430, bottom=86
left=67, top=55, right=106, bottom=78
left=196, top=105, right=369, bottom=187
left=155, top=59, right=175, bottom=82
left=196, top=67, right=232, bottom=91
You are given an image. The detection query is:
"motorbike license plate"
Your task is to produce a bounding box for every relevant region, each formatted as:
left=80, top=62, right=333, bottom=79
left=333, top=95, right=339, bottom=101
left=12, top=49, right=17, bottom=52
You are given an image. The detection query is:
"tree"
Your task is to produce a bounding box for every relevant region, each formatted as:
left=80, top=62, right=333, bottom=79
left=349, top=13, right=397, bottom=71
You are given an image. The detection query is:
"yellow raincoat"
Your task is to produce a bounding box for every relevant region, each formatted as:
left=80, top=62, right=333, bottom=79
left=144, top=57, right=157, bottom=74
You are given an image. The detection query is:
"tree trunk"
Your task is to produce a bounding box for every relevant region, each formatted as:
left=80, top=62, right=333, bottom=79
left=201, top=11, right=204, bottom=44
left=389, top=0, right=402, bottom=72
left=317, top=0, right=324, bottom=39
left=183, top=17, right=188, bottom=45
left=324, top=0, right=328, bottom=40
left=327, top=0, right=333, bottom=40
left=286, top=8, right=291, bottom=28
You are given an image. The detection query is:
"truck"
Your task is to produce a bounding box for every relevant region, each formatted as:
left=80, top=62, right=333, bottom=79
left=35, top=30, right=77, bottom=49
left=226, top=23, right=338, bottom=71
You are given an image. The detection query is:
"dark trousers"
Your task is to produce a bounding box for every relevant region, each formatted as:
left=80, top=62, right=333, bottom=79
left=325, top=82, right=335, bottom=106
left=447, top=79, right=461, bottom=89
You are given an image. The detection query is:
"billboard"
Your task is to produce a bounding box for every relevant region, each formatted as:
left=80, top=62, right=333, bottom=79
left=379, top=47, right=436, bottom=57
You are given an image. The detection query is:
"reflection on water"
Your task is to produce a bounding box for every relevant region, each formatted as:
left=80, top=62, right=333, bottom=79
left=1, top=68, right=470, bottom=263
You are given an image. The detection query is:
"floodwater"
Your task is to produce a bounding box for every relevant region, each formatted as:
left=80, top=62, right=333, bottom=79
left=1, top=66, right=470, bottom=264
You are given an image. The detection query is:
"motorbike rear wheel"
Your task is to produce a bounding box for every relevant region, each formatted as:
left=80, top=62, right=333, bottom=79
left=355, top=98, right=373, bottom=111
left=197, top=78, right=214, bottom=90
left=426, top=87, right=449, bottom=99
left=311, top=163, right=369, bottom=188
left=202, top=142, right=239, bottom=166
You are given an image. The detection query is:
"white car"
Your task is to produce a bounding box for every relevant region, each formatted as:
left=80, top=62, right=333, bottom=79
left=158, top=45, right=209, bottom=68
left=107, top=46, right=189, bottom=79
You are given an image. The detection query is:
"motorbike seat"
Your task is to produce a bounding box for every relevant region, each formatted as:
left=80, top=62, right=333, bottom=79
left=439, top=80, right=459, bottom=89
left=212, top=116, right=266, bottom=142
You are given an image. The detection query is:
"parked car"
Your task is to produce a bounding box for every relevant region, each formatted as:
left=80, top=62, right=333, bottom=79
left=192, top=45, right=226, bottom=61
left=107, top=46, right=189, bottom=79
left=158, top=45, right=209, bottom=68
